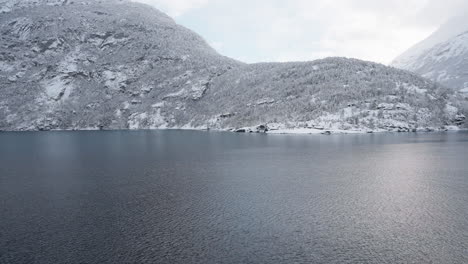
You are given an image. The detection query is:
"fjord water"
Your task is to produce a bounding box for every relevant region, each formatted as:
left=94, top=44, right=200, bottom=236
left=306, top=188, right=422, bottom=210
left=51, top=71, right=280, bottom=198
left=0, top=131, right=467, bottom=264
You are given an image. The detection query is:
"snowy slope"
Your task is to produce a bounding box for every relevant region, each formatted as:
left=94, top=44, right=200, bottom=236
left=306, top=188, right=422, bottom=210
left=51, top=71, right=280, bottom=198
left=392, top=14, right=468, bottom=91
left=0, top=0, right=466, bottom=132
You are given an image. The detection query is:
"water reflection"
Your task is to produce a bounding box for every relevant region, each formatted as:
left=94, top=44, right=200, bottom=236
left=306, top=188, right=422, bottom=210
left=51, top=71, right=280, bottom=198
left=0, top=131, right=467, bottom=263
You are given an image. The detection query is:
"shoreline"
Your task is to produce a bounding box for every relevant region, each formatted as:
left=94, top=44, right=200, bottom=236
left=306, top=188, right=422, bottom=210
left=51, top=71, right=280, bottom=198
left=0, top=126, right=466, bottom=135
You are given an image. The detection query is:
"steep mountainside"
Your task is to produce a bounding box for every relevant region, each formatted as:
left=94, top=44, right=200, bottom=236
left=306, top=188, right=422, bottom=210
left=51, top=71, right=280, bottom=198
left=392, top=14, right=468, bottom=91
left=0, top=0, right=240, bottom=130
left=0, top=0, right=466, bottom=133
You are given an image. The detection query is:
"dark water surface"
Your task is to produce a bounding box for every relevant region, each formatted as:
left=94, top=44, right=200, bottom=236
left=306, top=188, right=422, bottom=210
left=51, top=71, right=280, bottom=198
left=1, top=131, right=467, bottom=264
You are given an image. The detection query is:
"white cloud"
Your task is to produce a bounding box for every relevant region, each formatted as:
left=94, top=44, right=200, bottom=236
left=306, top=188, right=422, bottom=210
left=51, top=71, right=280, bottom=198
left=133, top=0, right=467, bottom=64
left=133, top=0, right=210, bottom=17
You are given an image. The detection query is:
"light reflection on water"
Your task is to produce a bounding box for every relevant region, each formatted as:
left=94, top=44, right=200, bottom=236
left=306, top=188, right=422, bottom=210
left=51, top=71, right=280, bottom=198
left=0, top=131, right=467, bottom=263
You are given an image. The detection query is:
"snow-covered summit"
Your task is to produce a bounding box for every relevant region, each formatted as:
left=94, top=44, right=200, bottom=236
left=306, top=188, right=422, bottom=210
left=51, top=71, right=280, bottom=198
left=392, top=14, right=468, bottom=91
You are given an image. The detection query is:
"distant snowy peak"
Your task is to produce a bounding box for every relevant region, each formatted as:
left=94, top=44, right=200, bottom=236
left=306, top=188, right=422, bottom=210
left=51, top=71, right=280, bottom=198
left=392, top=14, right=468, bottom=90
left=393, top=14, right=468, bottom=68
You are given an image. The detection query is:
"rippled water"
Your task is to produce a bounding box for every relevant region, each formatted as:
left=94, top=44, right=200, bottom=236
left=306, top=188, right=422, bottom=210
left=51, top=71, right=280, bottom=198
left=0, top=131, right=467, bottom=264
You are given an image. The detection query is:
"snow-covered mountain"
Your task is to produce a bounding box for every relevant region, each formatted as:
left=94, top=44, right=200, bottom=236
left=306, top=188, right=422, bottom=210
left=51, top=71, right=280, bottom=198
left=392, top=14, right=468, bottom=92
left=0, top=0, right=466, bottom=133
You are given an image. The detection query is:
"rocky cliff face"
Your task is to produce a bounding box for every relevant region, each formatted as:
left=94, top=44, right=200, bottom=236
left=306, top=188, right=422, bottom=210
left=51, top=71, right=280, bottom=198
left=0, top=0, right=466, bottom=132
left=0, top=0, right=240, bottom=130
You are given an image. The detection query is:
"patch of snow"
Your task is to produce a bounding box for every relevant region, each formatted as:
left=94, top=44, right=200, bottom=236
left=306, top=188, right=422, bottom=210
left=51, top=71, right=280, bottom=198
left=41, top=75, right=73, bottom=101
left=0, top=61, right=14, bottom=72
left=191, top=80, right=209, bottom=100
left=100, top=35, right=129, bottom=49
left=256, top=98, right=276, bottom=105
left=377, top=103, right=394, bottom=110
left=342, top=107, right=354, bottom=118
left=81, top=127, right=100, bottom=131
left=445, top=104, right=458, bottom=116
left=267, top=128, right=369, bottom=135
left=386, top=95, right=399, bottom=102
left=268, top=128, right=324, bottom=135
left=395, top=103, right=411, bottom=111
left=103, top=70, right=127, bottom=90
left=128, top=112, right=148, bottom=130
left=7, top=72, right=25, bottom=82
left=128, top=109, right=168, bottom=130
left=402, top=83, right=427, bottom=94
left=6, top=113, right=17, bottom=123
left=122, top=101, right=130, bottom=110
left=265, top=123, right=283, bottom=131
left=0, top=5, right=12, bottom=13
left=151, top=102, right=165, bottom=108
left=163, top=89, right=186, bottom=99
left=149, top=109, right=168, bottom=129
left=48, top=39, right=62, bottom=50
left=435, top=70, right=450, bottom=83
left=58, top=53, right=79, bottom=74
left=445, top=125, right=461, bottom=131
left=141, top=86, right=153, bottom=94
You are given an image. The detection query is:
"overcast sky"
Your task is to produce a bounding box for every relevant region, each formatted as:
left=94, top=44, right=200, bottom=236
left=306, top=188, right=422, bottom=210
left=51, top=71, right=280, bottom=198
left=134, top=0, right=468, bottom=64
